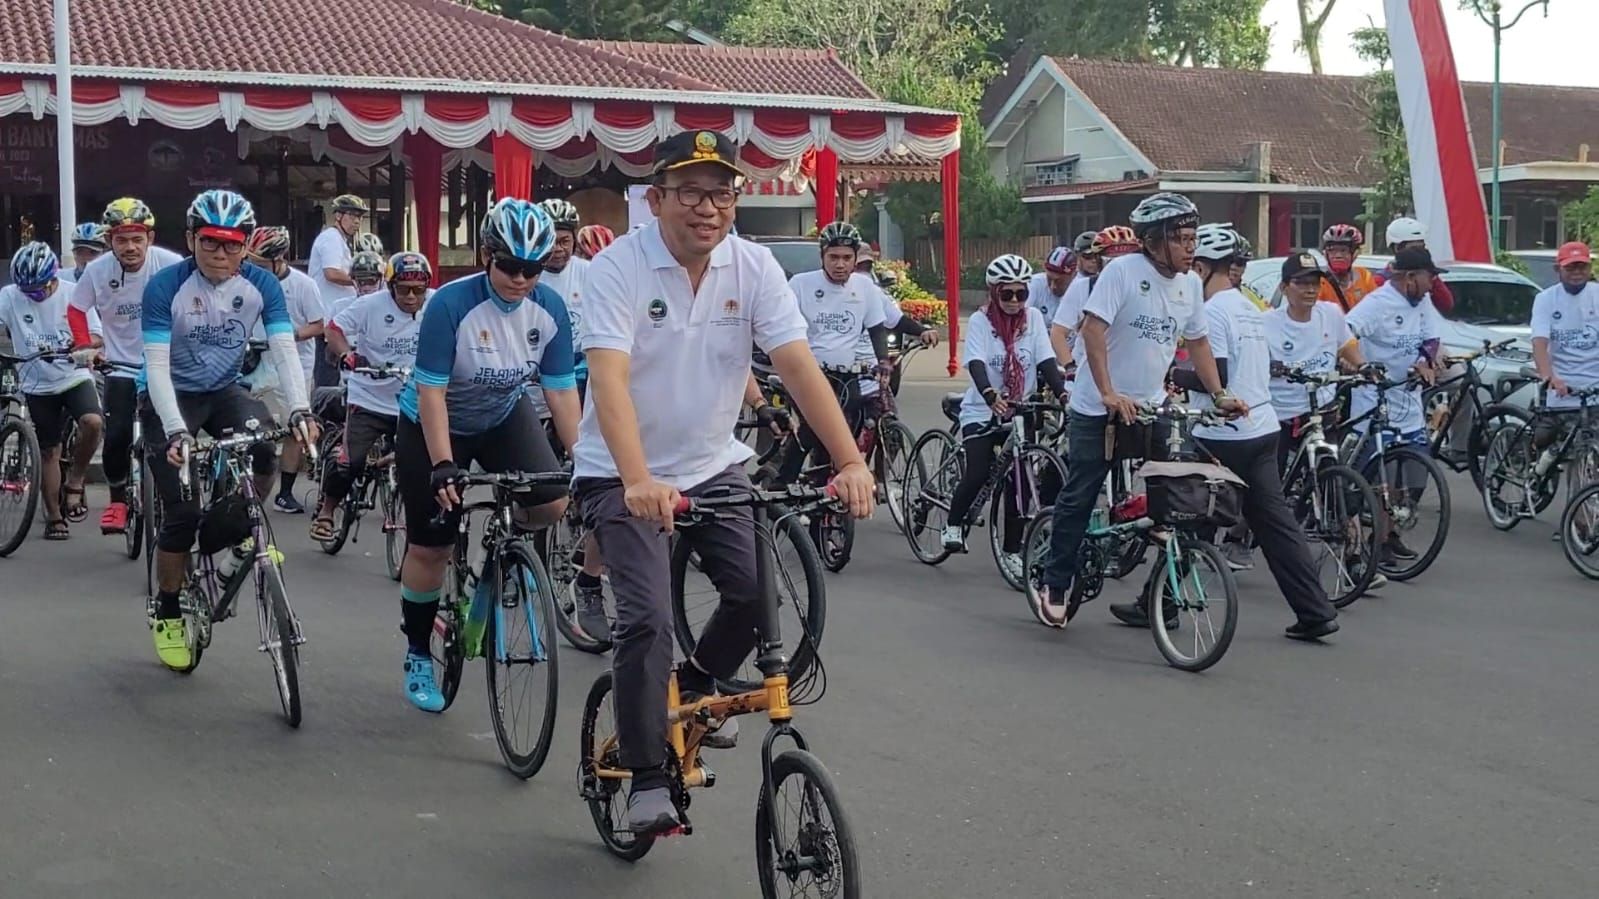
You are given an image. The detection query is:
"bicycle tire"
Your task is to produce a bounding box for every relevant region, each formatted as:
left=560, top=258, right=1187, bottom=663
left=812, top=510, right=853, bottom=573
left=1365, top=445, right=1451, bottom=579
left=901, top=429, right=960, bottom=565
left=755, top=749, right=862, bottom=899
left=1019, top=511, right=1058, bottom=627
left=1298, top=464, right=1380, bottom=608
left=0, top=418, right=42, bottom=556
left=431, top=561, right=468, bottom=711
left=381, top=478, right=405, bottom=581
left=1468, top=403, right=1530, bottom=491
left=670, top=514, right=824, bottom=694
left=318, top=482, right=358, bottom=555
left=484, top=540, right=559, bottom=779
left=143, top=470, right=159, bottom=599
left=261, top=563, right=302, bottom=728
left=123, top=446, right=144, bottom=559
left=879, top=420, right=916, bottom=534
left=579, top=670, right=655, bottom=861
left=1560, top=482, right=1599, bottom=581
left=544, top=512, right=609, bottom=655
left=988, top=445, right=1066, bottom=592
left=1149, top=539, right=1238, bottom=673
left=1480, top=425, right=1532, bottom=531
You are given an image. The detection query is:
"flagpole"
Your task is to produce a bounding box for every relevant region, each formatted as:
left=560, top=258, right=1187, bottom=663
left=53, top=0, right=76, bottom=259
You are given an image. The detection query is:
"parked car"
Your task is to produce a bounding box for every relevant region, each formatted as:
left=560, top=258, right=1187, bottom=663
left=1509, top=249, right=1559, bottom=290
left=749, top=235, right=822, bottom=279
left=1241, top=253, right=1538, bottom=405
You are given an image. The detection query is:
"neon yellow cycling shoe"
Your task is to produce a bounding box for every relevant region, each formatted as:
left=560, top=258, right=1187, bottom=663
left=153, top=617, right=193, bottom=670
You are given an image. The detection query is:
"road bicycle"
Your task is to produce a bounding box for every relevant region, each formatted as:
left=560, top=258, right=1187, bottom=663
left=1022, top=404, right=1242, bottom=672
left=0, top=349, right=51, bottom=555
left=901, top=396, right=1067, bottom=591
left=1276, top=367, right=1383, bottom=607
left=430, top=469, right=566, bottom=778
left=1481, top=379, right=1599, bottom=535
left=1422, top=338, right=1533, bottom=490
left=1335, top=368, right=1452, bottom=581
left=167, top=420, right=311, bottom=727
left=310, top=365, right=408, bottom=580
left=578, top=485, right=860, bottom=897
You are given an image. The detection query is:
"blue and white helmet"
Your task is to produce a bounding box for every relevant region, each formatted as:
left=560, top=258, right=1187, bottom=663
left=10, top=241, right=60, bottom=291
left=71, top=222, right=109, bottom=251
left=480, top=198, right=556, bottom=263
left=185, top=189, right=256, bottom=236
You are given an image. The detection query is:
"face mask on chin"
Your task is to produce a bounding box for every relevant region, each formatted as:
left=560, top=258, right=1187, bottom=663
left=1563, top=279, right=1588, bottom=296
left=1326, top=257, right=1352, bottom=276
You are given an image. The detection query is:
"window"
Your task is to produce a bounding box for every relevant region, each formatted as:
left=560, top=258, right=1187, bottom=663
left=1493, top=202, right=1516, bottom=250
left=1540, top=204, right=1560, bottom=249
left=1022, top=157, right=1079, bottom=188
left=1064, top=198, right=1105, bottom=241
left=1292, top=200, right=1323, bottom=249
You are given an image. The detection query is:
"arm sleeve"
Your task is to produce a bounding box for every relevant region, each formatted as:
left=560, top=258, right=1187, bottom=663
left=1038, top=358, right=1068, bottom=396
left=411, top=294, right=460, bottom=389
left=751, top=252, right=808, bottom=353
left=1529, top=292, right=1552, bottom=340
left=268, top=331, right=308, bottom=413
left=967, top=359, right=993, bottom=395
left=67, top=305, right=93, bottom=347
left=537, top=288, right=577, bottom=390
left=580, top=253, right=639, bottom=355
left=141, top=268, right=185, bottom=437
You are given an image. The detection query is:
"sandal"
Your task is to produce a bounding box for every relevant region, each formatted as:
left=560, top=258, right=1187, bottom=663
left=63, top=486, right=88, bottom=523
left=309, top=515, right=338, bottom=542
left=44, top=519, right=69, bottom=541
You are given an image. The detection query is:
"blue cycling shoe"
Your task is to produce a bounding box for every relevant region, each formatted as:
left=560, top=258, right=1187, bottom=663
left=403, top=649, right=446, bottom=712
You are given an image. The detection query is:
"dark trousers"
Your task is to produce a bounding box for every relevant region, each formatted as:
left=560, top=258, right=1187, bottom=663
left=1197, top=433, right=1337, bottom=625
left=776, top=372, right=862, bottom=485
left=102, top=376, right=138, bottom=488
left=574, top=465, right=760, bottom=771
left=140, top=385, right=276, bottom=553
left=1042, top=412, right=1112, bottom=591
left=948, top=423, right=1027, bottom=553
left=322, top=406, right=397, bottom=505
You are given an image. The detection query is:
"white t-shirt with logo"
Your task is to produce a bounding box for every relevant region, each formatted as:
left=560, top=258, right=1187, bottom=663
left=1344, top=282, right=1441, bottom=434
left=307, top=226, right=354, bottom=314
left=1529, top=281, right=1599, bottom=410
left=541, top=256, right=590, bottom=352
left=854, top=284, right=903, bottom=398
left=788, top=270, right=887, bottom=368
left=1193, top=289, right=1277, bottom=441
left=1027, top=271, right=1069, bottom=324
left=280, top=266, right=325, bottom=381
left=958, top=307, right=1053, bottom=427
left=68, top=245, right=184, bottom=376
left=574, top=223, right=808, bottom=489
left=1050, top=274, right=1094, bottom=361
left=331, top=288, right=427, bottom=417
left=0, top=283, right=96, bottom=395
left=1069, top=253, right=1208, bottom=417
left=1265, top=303, right=1352, bottom=419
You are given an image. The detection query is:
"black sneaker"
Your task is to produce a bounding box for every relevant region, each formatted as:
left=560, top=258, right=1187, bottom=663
left=1285, top=618, right=1339, bottom=641
left=1109, top=599, right=1178, bottom=630
left=574, top=582, right=612, bottom=648
left=1383, top=534, right=1418, bottom=562
left=274, top=493, right=307, bottom=515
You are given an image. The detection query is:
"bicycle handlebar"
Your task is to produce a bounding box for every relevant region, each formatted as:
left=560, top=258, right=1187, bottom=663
left=672, top=483, right=839, bottom=518
left=1442, top=337, right=1519, bottom=366
left=349, top=364, right=412, bottom=380
left=0, top=348, right=73, bottom=366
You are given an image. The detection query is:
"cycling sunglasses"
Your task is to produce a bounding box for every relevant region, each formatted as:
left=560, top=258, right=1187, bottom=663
left=492, top=256, right=544, bottom=280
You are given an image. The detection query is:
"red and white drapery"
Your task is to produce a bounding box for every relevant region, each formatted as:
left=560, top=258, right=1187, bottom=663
left=2, top=77, right=967, bottom=370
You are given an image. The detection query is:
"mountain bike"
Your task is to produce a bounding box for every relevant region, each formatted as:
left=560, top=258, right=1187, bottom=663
left=1277, top=367, right=1382, bottom=607
left=579, top=485, right=860, bottom=897
left=0, top=350, right=61, bottom=556
left=1423, top=338, right=1533, bottom=490
left=429, top=469, right=566, bottom=778
left=1482, top=380, right=1599, bottom=534
left=310, top=366, right=408, bottom=579
left=901, top=396, right=1066, bottom=591
left=1022, top=404, right=1242, bottom=672
left=169, top=420, right=312, bottom=727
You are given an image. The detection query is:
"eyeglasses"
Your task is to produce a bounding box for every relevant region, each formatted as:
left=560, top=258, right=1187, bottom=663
left=492, top=256, right=544, bottom=280
left=198, top=236, right=245, bottom=255
left=393, top=283, right=428, bottom=299
left=996, top=287, right=1028, bottom=302
left=661, top=185, right=739, bottom=210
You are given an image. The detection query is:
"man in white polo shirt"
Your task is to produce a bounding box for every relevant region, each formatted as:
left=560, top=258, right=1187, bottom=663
left=1530, top=241, right=1599, bottom=457
left=573, top=130, right=874, bottom=837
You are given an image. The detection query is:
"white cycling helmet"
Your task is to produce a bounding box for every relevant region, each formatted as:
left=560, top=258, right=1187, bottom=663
left=1386, top=217, right=1426, bottom=246
left=1194, top=222, right=1241, bottom=262
left=985, top=253, right=1033, bottom=286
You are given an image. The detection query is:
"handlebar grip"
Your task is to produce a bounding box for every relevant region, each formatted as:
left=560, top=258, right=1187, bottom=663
left=672, top=497, right=692, bottom=516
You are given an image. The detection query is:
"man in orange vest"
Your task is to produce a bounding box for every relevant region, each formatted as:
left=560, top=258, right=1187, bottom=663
left=1317, top=223, right=1377, bottom=310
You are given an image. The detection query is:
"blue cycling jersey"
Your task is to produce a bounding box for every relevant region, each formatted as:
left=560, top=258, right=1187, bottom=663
left=399, top=273, right=575, bottom=435
left=141, top=259, right=293, bottom=393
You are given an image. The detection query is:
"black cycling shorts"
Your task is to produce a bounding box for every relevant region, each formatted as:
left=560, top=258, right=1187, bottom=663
left=25, top=380, right=101, bottom=451
left=140, top=384, right=277, bottom=553
left=395, top=397, right=566, bottom=548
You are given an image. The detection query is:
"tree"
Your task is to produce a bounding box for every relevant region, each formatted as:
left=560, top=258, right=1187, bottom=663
left=1563, top=186, right=1599, bottom=245
left=1352, top=25, right=1413, bottom=233
left=1295, top=0, right=1339, bottom=74
left=985, top=0, right=1271, bottom=70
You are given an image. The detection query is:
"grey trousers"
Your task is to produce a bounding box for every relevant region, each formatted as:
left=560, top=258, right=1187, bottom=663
left=574, top=465, right=760, bottom=771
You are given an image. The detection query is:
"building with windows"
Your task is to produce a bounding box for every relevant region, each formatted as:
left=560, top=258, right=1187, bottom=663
left=982, top=55, right=1599, bottom=254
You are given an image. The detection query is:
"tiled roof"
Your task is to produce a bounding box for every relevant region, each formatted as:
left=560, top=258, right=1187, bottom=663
left=1001, top=58, right=1599, bottom=189
left=587, top=42, right=878, bottom=99
left=0, top=0, right=721, bottom=92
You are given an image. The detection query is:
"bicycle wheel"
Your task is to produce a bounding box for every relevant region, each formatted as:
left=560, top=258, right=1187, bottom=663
left=879, top=420, right=916, bottom=534
left=381, top=478, right=405, bottom=581
left=1560, top=482, right=1599, bottom=581
left=546, top=510, right=609, bottom=655
left=317, top=484, right=358, bottom=555
left=1296, top=464, right=1380, bottom=608
left=484, top=540, right=559, bottom=779
left=430, top=557, right=468, bottom=711
left=1019, top=511, right=1056, bottom=626
left=1149, top=538, right=1238, bottom=673
left=671, top=515, right=824, bottom=694
left=989, top=446, right=1066, bottom=592
left=0, top=418, right=41, bottom=557
left=260, top=563, right=302, bottom=727
left=901, top=429, right=960, bottom=565
left=811, top=509, right=853, bottom=573
left=1468, top=403, right=1530, bottom=491
left=579, top=670, right=655, bottom=861
left=1481, top=425, right=1535, bottom=531
left=1365, top=446, right=1451, bottom=580
left=143, top=473, right=160, bottom=599
left=756, top=749, right=862, bottom=899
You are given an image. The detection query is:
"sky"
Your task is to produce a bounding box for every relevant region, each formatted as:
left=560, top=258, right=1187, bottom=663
left=1261, top=0, right=1599, bottom=87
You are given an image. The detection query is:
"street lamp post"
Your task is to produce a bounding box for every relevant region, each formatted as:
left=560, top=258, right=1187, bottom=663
left=53, top=0, right=76, bottom=260
left=1473, top=0, right=1549, bottom=254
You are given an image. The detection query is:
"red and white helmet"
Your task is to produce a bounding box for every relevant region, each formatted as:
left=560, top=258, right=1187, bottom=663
left=1045, top=246, right=1077, bottom=274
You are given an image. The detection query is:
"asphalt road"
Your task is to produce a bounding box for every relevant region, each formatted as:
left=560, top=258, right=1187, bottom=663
left=3, top=364, right=1597, bottom=898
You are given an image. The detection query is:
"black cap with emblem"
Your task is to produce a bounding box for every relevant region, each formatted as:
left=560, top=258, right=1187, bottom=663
left=653, top=130, right=745, bottom=181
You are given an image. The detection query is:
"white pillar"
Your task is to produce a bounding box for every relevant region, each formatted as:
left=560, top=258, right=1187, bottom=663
left=53, top=0, right=76, bottom=258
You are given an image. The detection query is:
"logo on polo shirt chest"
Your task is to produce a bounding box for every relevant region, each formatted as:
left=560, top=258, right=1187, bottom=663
left=384, top=313, right=395, bottom=324
left=471, top=328, right=495, bottom=354
left=647, top=298, right=668, bottom=325
left=526, top=327, right=541, bottom=350
left=231, top=295, right=244, bottom=312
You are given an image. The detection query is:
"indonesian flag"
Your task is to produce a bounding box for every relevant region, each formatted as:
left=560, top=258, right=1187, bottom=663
left=1384, top=0, right=1493, bottom=262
